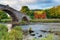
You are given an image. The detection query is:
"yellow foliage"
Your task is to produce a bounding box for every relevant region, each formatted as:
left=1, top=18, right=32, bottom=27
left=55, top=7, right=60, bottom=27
left=35, top=11, right=44, bottom=14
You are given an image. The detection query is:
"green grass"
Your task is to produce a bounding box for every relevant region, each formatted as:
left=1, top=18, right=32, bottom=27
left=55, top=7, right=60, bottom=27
left=0, top=24, right=23, bottom=40
left=0, top=19, right=12, bottom=23
left=1, top=19, right=60, bottom=24
left=30, top=19, right=60, bottom=23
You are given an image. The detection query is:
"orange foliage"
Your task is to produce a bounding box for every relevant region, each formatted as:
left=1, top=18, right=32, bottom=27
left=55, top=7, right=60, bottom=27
left=34, top=12, right=46, bottom=19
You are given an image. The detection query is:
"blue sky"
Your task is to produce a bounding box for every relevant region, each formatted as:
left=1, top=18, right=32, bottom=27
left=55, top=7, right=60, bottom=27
left=0, top=0, right=60, bottom=10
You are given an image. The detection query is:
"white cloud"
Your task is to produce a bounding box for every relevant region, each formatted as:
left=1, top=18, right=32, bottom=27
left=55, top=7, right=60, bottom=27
left=0, top=0, right=17, bottom=5
left=0, top=0, right=60, bottom=10
left=53, top=0, right=60, bottom=2
left=28, top=3, right=54, bottom=10
left=18, top=0, right=37, bottom=4
left=0, top=0, right=37, bottom=10
left=53, top=0, right=60, bottom=4
left=52, top=0, right=60, bottom=6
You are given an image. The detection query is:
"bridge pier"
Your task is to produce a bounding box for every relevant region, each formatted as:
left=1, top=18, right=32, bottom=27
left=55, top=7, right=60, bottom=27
left=11, top=21, right=19, bottom=28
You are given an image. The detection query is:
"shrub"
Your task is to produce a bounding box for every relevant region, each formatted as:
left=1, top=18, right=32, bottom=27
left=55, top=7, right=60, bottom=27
left=0, top=25, right=23, bottom=40
left=20, top=21, right=27, bottom=24
left=2, top=29, right=23, bottom=40
left=0, top=19, right=12, bottom=23
left=0, top=24, right=8, bottom=32
left=13, top=26, right=22, bottom=31
left=2, top=26, right=23, bottom=40
left=0, top=24, right=8, bottom=40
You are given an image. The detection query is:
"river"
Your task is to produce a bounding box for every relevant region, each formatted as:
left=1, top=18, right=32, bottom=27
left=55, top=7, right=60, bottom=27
left=0, top=23, right=60, bottom=40
left=21, top=23, right=60, bottom=40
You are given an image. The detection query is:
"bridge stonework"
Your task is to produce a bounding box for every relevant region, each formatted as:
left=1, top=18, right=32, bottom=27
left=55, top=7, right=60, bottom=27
left=0, top=4, right=30, bottom=27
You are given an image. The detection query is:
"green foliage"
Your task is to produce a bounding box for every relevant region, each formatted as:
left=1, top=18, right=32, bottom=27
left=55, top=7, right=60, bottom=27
left=0, top=19, right=12, bottom=23
left=13, top=26, right=22, bottom=31
left=20, top=6, right=34, bottom=19
left=0, top=10, right=9, bottom=19
left=2, top=26, right=23, bottom=40
left=20, top=5, right=60, bottom=19
left=0, top=24, right=8, bottom=32
left=32, top=38, right=38, bottom=40
left=45, top=6, right=60, bottom=19
left=30, top=19, right=60, bottom=23
left=20, top=21, right=27, bottom=24
left=26, top=11, right=34, bottom=19
left=0, top=24, right=8, bottom=40
left=45, top=10, right=51, bottom=18
left=2, top=29, right=23, bottom=40
left=20, top=6, right=30, bottom=13
left=0, top=24, right=23, bottom=40
left=0, top=10, right=11, bottom=22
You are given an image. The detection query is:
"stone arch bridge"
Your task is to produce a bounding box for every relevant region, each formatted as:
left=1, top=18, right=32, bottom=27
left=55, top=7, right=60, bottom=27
left=0, top=4, right=30, bottom=26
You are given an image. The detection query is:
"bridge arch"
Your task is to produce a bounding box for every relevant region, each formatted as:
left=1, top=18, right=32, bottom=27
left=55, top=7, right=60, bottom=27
left=0, top=4, right=30, bottom=26
left=0, top=4, right=29, bottom=25
left=22, top=16, right=29, bottom=22
left=0, top=4, right=19, bottom=22
left=2, top=9, right=18, bottom=22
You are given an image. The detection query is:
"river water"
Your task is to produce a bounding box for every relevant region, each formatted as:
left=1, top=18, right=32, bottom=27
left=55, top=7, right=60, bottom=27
left=0, top=23, right=60, bottom=40
left=21, top=23, right=60, bottom=40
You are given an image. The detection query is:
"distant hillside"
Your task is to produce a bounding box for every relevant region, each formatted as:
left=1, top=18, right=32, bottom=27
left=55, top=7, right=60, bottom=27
left=20, top=6, right=60, bottom=19
left=45, top=5, right=60, bottom=19
left=31, top=9, right=43, bottom=11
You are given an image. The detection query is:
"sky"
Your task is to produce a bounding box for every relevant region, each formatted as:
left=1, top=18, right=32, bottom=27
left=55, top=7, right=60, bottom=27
left=0, top=0, right=60, bottom=11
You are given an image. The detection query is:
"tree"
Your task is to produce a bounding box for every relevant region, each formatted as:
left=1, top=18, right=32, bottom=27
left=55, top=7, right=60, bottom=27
left=45, top=10, right=51, bottom=18
left=26, top=10, right=34, bottom=19
left=45, top=6, right=60, bottom=19
left=20, top=6, right=30, bottom=13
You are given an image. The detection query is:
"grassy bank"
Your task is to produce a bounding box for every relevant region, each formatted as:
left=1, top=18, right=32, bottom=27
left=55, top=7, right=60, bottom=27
left=30, top=19, right=60, bottom=23
left=0, top=19, right=12, bottom=23
left=1, top=19, right=60, bottom=24
left=0, top=24, right=23, bottom=40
